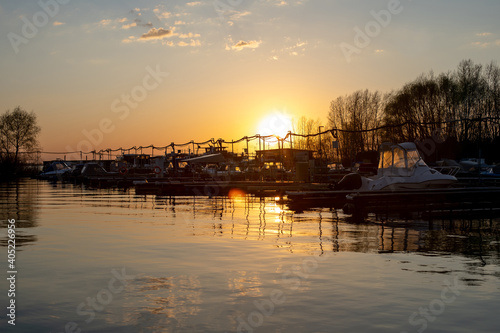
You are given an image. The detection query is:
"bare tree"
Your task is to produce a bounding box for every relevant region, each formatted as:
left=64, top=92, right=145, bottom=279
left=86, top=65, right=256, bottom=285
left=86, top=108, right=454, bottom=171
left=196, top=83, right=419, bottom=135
left=0, top=106, right=41, bottom=165
left=328, top=90, right=382, bottom=164
left=292, top=116, right=318, bottom=150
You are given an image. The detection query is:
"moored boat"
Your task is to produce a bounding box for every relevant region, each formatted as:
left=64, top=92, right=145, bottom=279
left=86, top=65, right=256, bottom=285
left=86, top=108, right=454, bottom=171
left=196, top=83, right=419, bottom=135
left=335, top=142, right=457, bottom=191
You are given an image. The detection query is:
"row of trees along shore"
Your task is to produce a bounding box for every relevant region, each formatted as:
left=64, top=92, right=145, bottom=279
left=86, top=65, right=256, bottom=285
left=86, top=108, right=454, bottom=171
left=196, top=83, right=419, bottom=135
left=327, top=59, right=500, bottom=165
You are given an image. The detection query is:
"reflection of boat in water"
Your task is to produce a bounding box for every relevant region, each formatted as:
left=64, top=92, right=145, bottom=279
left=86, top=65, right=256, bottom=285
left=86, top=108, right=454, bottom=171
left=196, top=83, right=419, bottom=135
left=336, top=142, right=457, bottom=191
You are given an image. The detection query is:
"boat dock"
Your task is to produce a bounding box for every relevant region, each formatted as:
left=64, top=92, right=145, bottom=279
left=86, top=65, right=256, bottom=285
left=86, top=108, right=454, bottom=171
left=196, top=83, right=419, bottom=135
left=287, top=187, right=500, bottom=219
left=133, top=180, right=330, bottom=196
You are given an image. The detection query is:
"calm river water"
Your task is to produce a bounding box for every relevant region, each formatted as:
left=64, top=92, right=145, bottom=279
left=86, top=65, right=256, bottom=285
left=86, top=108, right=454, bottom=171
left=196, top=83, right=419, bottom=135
left=1, top=179, right=499, bottom=332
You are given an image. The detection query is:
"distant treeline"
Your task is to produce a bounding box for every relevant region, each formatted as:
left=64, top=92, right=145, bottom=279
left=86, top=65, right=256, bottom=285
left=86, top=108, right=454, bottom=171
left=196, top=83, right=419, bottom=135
left=328, top=59, right=500, bottom=164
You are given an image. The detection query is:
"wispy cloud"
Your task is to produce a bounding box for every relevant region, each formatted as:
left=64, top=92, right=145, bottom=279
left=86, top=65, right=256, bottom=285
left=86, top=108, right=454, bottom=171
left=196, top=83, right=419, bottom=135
left=179, top=32, right=200, bottom=39
left=121, top=22, right=137, bottom=29
left=153, top=8, right=171, bottom=19
left=97, top=15, right=152, bottom=31
left=231, top=11, right=251, bottom=20
left=270, top=38, right=308, bottom=59
left=140, top=27, right=174, bottom=40
left=264, top=0, right=308, bottom=6
left=471, top=32, right=499, bottom=48
left=187, top=1, right=202, bottom=6
left=472, top=40, right=500, bottom=48
left=122, top=25, right=201, bottom=47
left=99, top=19, right=112, bottom=27
left=228, top=40, right=262, bottom=51
left=178, top=39, right=201, bottom=47
left=53, top=21, right=65, bottom=26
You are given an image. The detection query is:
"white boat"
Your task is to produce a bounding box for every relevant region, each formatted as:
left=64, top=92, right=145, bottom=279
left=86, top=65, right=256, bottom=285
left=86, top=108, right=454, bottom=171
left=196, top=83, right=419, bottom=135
left=336, top=142, right=457, bottom=191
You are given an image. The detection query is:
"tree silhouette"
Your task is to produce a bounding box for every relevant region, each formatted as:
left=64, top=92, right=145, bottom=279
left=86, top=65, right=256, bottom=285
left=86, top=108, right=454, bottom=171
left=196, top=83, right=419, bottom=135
left=0, top=106, right=41, bottom=166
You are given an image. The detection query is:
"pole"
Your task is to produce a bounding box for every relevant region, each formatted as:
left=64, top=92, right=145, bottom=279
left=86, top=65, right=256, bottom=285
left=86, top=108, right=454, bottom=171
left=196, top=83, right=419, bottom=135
left=318, top=126, right=324, bottom=163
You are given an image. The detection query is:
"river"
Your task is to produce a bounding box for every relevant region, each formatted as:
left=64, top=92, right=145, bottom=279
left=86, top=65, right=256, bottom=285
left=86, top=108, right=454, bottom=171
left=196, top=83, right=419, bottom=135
left=1, top=179, right=499, bottom=332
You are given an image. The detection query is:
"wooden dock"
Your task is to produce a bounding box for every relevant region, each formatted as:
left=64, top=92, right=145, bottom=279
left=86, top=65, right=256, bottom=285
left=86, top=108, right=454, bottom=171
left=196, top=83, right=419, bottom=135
left=286, top=187, right=500, bottom=218
left=345, top=187, right=500, bottom=219
left=133, top=180, right=330, bottom=196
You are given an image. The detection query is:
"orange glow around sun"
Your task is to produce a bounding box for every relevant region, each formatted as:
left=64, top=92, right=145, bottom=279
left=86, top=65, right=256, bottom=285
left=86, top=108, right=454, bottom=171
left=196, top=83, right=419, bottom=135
left=257, top=111, right=293, bottom=138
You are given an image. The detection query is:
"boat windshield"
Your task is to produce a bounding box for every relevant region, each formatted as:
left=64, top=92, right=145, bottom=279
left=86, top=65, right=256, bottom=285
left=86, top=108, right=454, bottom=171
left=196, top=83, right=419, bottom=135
left=379, top=150, right=393, bottom=169
left=393, top=147, right=406, bottom=168
left=378, top=144, right=423, bottom=177
left=407, top=149, right=421, bottom=168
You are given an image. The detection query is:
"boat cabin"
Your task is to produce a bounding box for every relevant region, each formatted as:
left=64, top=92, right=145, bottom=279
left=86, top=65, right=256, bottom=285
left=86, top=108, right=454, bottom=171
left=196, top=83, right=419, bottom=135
left=377, top=142, right=426, bottom=177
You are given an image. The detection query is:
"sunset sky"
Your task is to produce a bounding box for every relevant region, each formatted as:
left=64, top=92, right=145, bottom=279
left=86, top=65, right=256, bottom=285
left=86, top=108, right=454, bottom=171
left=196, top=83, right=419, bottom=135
left=1, top=0, right=499, bottom=156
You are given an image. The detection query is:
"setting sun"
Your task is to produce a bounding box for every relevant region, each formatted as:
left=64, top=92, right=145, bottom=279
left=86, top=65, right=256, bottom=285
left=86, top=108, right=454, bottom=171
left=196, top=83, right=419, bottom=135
left=257, top=111, right=293, bottom=138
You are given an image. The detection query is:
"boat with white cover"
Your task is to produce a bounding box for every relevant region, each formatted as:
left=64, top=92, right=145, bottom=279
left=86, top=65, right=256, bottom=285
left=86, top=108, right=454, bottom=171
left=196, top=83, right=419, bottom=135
left=336, top=142, right=457, bottom=191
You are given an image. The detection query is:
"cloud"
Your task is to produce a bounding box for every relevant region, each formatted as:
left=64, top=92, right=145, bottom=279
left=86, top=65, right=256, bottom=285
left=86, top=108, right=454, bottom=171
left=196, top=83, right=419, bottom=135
left=179, top=32, right=200, bottom=39
left=471, top=32, right=499, bottom=48
left=99, top=19, right=112, bottom=27
left=122, top=36, right=137, bottom=44
left=186, top=1, right=202, bottom=6
left=134, top=18, right=153, bottom=28
left=231, top=11, right=251, bottom=20
left=270, top=38, right=308, bottom=59
left=121, top=22, right=137, bottom=29
left=140, top=27, right=174, bottom=40
left=264, top=0, right=288, bottom=6
left=229, top=40, right=262, bottom=51
left=153, top=9, right=171, bottom=19
left=178, top=39, right=201, bottom=47
left=472, top=40, right=500, bottom=48
left=53, top=21, right=65, bottom=26
left=98, top=16, right=151, bottom=30
left=264, top=0, right=308, bottom=6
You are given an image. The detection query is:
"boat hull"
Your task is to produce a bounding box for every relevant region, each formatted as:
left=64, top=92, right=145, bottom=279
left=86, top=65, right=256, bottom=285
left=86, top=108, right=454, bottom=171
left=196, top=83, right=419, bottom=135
left=377, top=178, right=457, bottom=190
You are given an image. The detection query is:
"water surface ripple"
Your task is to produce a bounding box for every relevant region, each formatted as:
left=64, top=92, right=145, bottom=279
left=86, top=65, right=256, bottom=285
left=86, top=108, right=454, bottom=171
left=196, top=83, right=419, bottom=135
left=1, top=179, right=499, bottom=332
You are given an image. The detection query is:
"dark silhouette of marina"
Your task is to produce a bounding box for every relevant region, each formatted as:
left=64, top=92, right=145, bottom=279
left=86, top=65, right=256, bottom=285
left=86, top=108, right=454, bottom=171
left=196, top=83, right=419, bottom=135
left=34, top=119, right=500, bottom=221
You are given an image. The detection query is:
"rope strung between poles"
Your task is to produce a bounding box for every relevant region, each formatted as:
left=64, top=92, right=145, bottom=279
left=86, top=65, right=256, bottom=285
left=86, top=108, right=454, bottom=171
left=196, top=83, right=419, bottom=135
left=17, top=117, right=500, bottom=156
